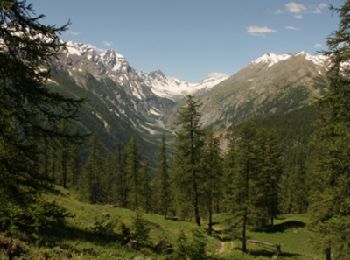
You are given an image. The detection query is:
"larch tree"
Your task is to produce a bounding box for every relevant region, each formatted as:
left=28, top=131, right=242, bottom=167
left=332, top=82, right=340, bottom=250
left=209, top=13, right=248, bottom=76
left=174, top=95, right=204, bottom=226
left=201, top=130, right=223, bottom=235
left=309, top=2, right=350, bottom=259
left=157, top=134, right=171, bottom=218
left=125, top=135, right=140, bottom=209
left=0, top=0, right=82, bottom=232
left=83, top=134, right=105, bottom=204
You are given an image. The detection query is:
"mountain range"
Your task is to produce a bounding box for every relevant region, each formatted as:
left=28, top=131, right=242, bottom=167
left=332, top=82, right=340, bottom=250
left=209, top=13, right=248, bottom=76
left=48, top=41, right=329, bottom=155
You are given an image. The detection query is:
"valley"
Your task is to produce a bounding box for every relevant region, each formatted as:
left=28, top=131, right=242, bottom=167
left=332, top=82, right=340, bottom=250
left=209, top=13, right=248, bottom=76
left=1, top=1, right=349, bottom=259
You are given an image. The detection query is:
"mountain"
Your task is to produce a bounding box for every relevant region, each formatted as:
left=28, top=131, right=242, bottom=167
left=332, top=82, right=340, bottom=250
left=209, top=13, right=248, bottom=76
left=47, top=40, right=330, bottom=157
left=192, top=52, right=328, bottom=129
left=48, top=41, right=227, bottom=155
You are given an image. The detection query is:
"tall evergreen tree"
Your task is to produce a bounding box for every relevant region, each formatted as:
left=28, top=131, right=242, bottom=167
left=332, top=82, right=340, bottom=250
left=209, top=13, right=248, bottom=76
left=69, top=141, right=82, bottom=188
left=255, top=129, right=282, bottom=226
left=140, top=160, right=152, bottom=212
left=202, top=130, right=223, bottom=235
left=309, top=2, right=350, bottom=259
left=125, top=135, right=140, bottom=209
left=173, top=95, right=204, bottom=226
left=105, top=142, right=126, bottom=205
left=60, top=120, right=69, bottom=188
left=0, top=0, right=81, bottom=232
left=228, top=122, right=260, bottom=253
left=157, top=134, right=171, bottom=217
left=82, top=135, right=105, bottom=204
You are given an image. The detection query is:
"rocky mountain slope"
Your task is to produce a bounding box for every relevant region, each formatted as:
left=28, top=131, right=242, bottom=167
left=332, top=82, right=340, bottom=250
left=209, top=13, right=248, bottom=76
left=48, top=41, right=329, bottom=153
left=193, top=52, right=328, bottom=129
left=48, top=41, right=227, bottom=153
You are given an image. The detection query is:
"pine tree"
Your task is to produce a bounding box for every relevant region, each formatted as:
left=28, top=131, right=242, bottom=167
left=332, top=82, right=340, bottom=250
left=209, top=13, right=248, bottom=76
left=83, top=135, right=105, bottom=204
left=173, top=95, right=204, bottom=226
left=69, top=141, right=82, bottom=188
left=231, top=122, right=260, bottom=252
left=140, top=161, right=152, bottom=212
left=309, top=2, right=350, bottom=258
left=0, top=0, right=81, bottom=233
left=157, top=134, right=171, bottom=217
left=202, top=130, right=223, bottom=235
left=125, top=135, right=140, bottom=209
left=255, top=129, right=282, bottom=226
left=105, top=142, right=126, bottom=205
left=59, top=120, right=69, bottom=188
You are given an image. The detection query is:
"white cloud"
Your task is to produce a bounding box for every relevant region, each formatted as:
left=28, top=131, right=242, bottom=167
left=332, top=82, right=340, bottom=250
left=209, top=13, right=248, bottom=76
left=285, top=2, right=307, bottom=13
left=277, top=2, right=329, bottom=18
left=247, top=26, right=276, bottom=36
left=68, top=31, right=81, bottom=36
left=102, top=41, right=113, bottom=47
left=285, top=25, right=299, bottom=31
left=314, top=43, right=323, bottom=48
left=312, top=3, right=329, bottom=14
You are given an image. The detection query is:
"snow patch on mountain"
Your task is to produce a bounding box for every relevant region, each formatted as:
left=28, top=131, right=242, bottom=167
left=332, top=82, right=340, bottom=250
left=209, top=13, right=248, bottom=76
left=146, top=71, right=228, bottom=100
left=251, top=52, right=329, bottom=68
left=252, top=53, right=292, bottom=67
left=64, top=41, right=227, bottom=100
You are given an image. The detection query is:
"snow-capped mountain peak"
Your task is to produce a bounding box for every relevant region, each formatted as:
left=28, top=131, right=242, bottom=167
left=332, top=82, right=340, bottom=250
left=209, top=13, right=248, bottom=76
left=251, top=53, right=292, bottom=67
left=251, top=52, right=328, bottom=68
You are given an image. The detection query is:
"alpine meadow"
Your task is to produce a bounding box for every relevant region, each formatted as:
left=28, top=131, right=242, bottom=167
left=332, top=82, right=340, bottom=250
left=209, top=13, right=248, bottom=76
left=1, top=0, right=350, bottom=259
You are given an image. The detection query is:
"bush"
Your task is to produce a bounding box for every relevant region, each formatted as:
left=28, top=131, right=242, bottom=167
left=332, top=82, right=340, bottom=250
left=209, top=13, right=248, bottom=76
left=188, top=228, right=207, bottom=260
left=0, top=198, right=68, bottom=241
left=119, top=222, right=131, bottom=244
left=173, top=230, right=187, bottom=259
left=91, top=214, right=117, bottom=237
left=131, top=211, right=150, bottom=246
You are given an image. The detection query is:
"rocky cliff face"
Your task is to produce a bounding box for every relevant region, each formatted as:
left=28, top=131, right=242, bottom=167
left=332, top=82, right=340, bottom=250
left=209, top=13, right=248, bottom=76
left=49, top=41, right=329, bottom=151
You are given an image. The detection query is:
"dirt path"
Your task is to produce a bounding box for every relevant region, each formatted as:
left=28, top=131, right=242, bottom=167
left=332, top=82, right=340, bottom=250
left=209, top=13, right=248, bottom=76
left=218, top=241, right=234, bottom=254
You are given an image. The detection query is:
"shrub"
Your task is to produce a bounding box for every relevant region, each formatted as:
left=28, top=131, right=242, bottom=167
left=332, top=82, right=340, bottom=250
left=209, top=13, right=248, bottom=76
left=91, top=214, right=117, bottom=237
left=131, top=211, right=150, bottom=246
left=188, top=228, right=207, bottom=260
left=173, top=230, right=187, bottom=259
left=0, top=199, right=68, bottom=241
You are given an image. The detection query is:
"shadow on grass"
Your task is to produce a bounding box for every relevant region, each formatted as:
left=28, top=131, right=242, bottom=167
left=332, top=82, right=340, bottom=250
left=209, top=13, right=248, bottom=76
left=45, top=225, right=122, bottom=245
left=253, top=220, right=306, bottom=233
left=248, top=249, right=300, bottom=257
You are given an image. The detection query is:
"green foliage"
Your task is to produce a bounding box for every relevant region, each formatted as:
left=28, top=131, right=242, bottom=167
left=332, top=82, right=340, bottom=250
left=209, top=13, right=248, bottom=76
left=139, top=161, right=153, bottom=213
left=172, top=95, right=204, bottom=225
left=307, top=1, right=350, bottom=258
left=131, top=211, right=150, bottom=246
left=82, top=135, right=106, bottom=203
left=91, top=214, right=117, bottom=237
left=156, top=134, right=171, bottom=217
left=173, top=230, right=188, bottom=259
left=119, top=222, right=131, bottom=244
left=0, top=199, right=68, bottom=241
left=201, top=130, right=223, bottom=234
left=0, top=0, right=82, bottom=239
left=224, top=121, right=284, bottom=252
left=104, top=142, right=126, bottom=205
left=125, top=136, right=141, bottom=209
left=188, top=228, right=207, bottom=260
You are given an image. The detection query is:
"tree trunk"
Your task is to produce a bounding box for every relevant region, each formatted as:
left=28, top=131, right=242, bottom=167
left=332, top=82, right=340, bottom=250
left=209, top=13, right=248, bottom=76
left=242, top=158, right=250, bottom=253
left=326, top=246, right=331, bottom=260
left=62, top=147, right=68, bottom=188
left=193, top=179, right=201, bottom=226
left=242, top=210, right=247, bottom=253
left=207, top=195, right=213, bottom=235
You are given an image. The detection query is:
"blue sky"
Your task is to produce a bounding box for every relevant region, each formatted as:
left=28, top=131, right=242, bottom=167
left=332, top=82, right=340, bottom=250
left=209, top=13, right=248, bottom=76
left=31, top=0, right=342, bottom=82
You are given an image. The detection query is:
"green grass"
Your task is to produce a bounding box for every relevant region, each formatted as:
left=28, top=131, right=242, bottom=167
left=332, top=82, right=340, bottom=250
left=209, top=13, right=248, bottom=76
left=212, top=214, right=322, bottom=260
left=0, top=188, right=322, bottom=259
